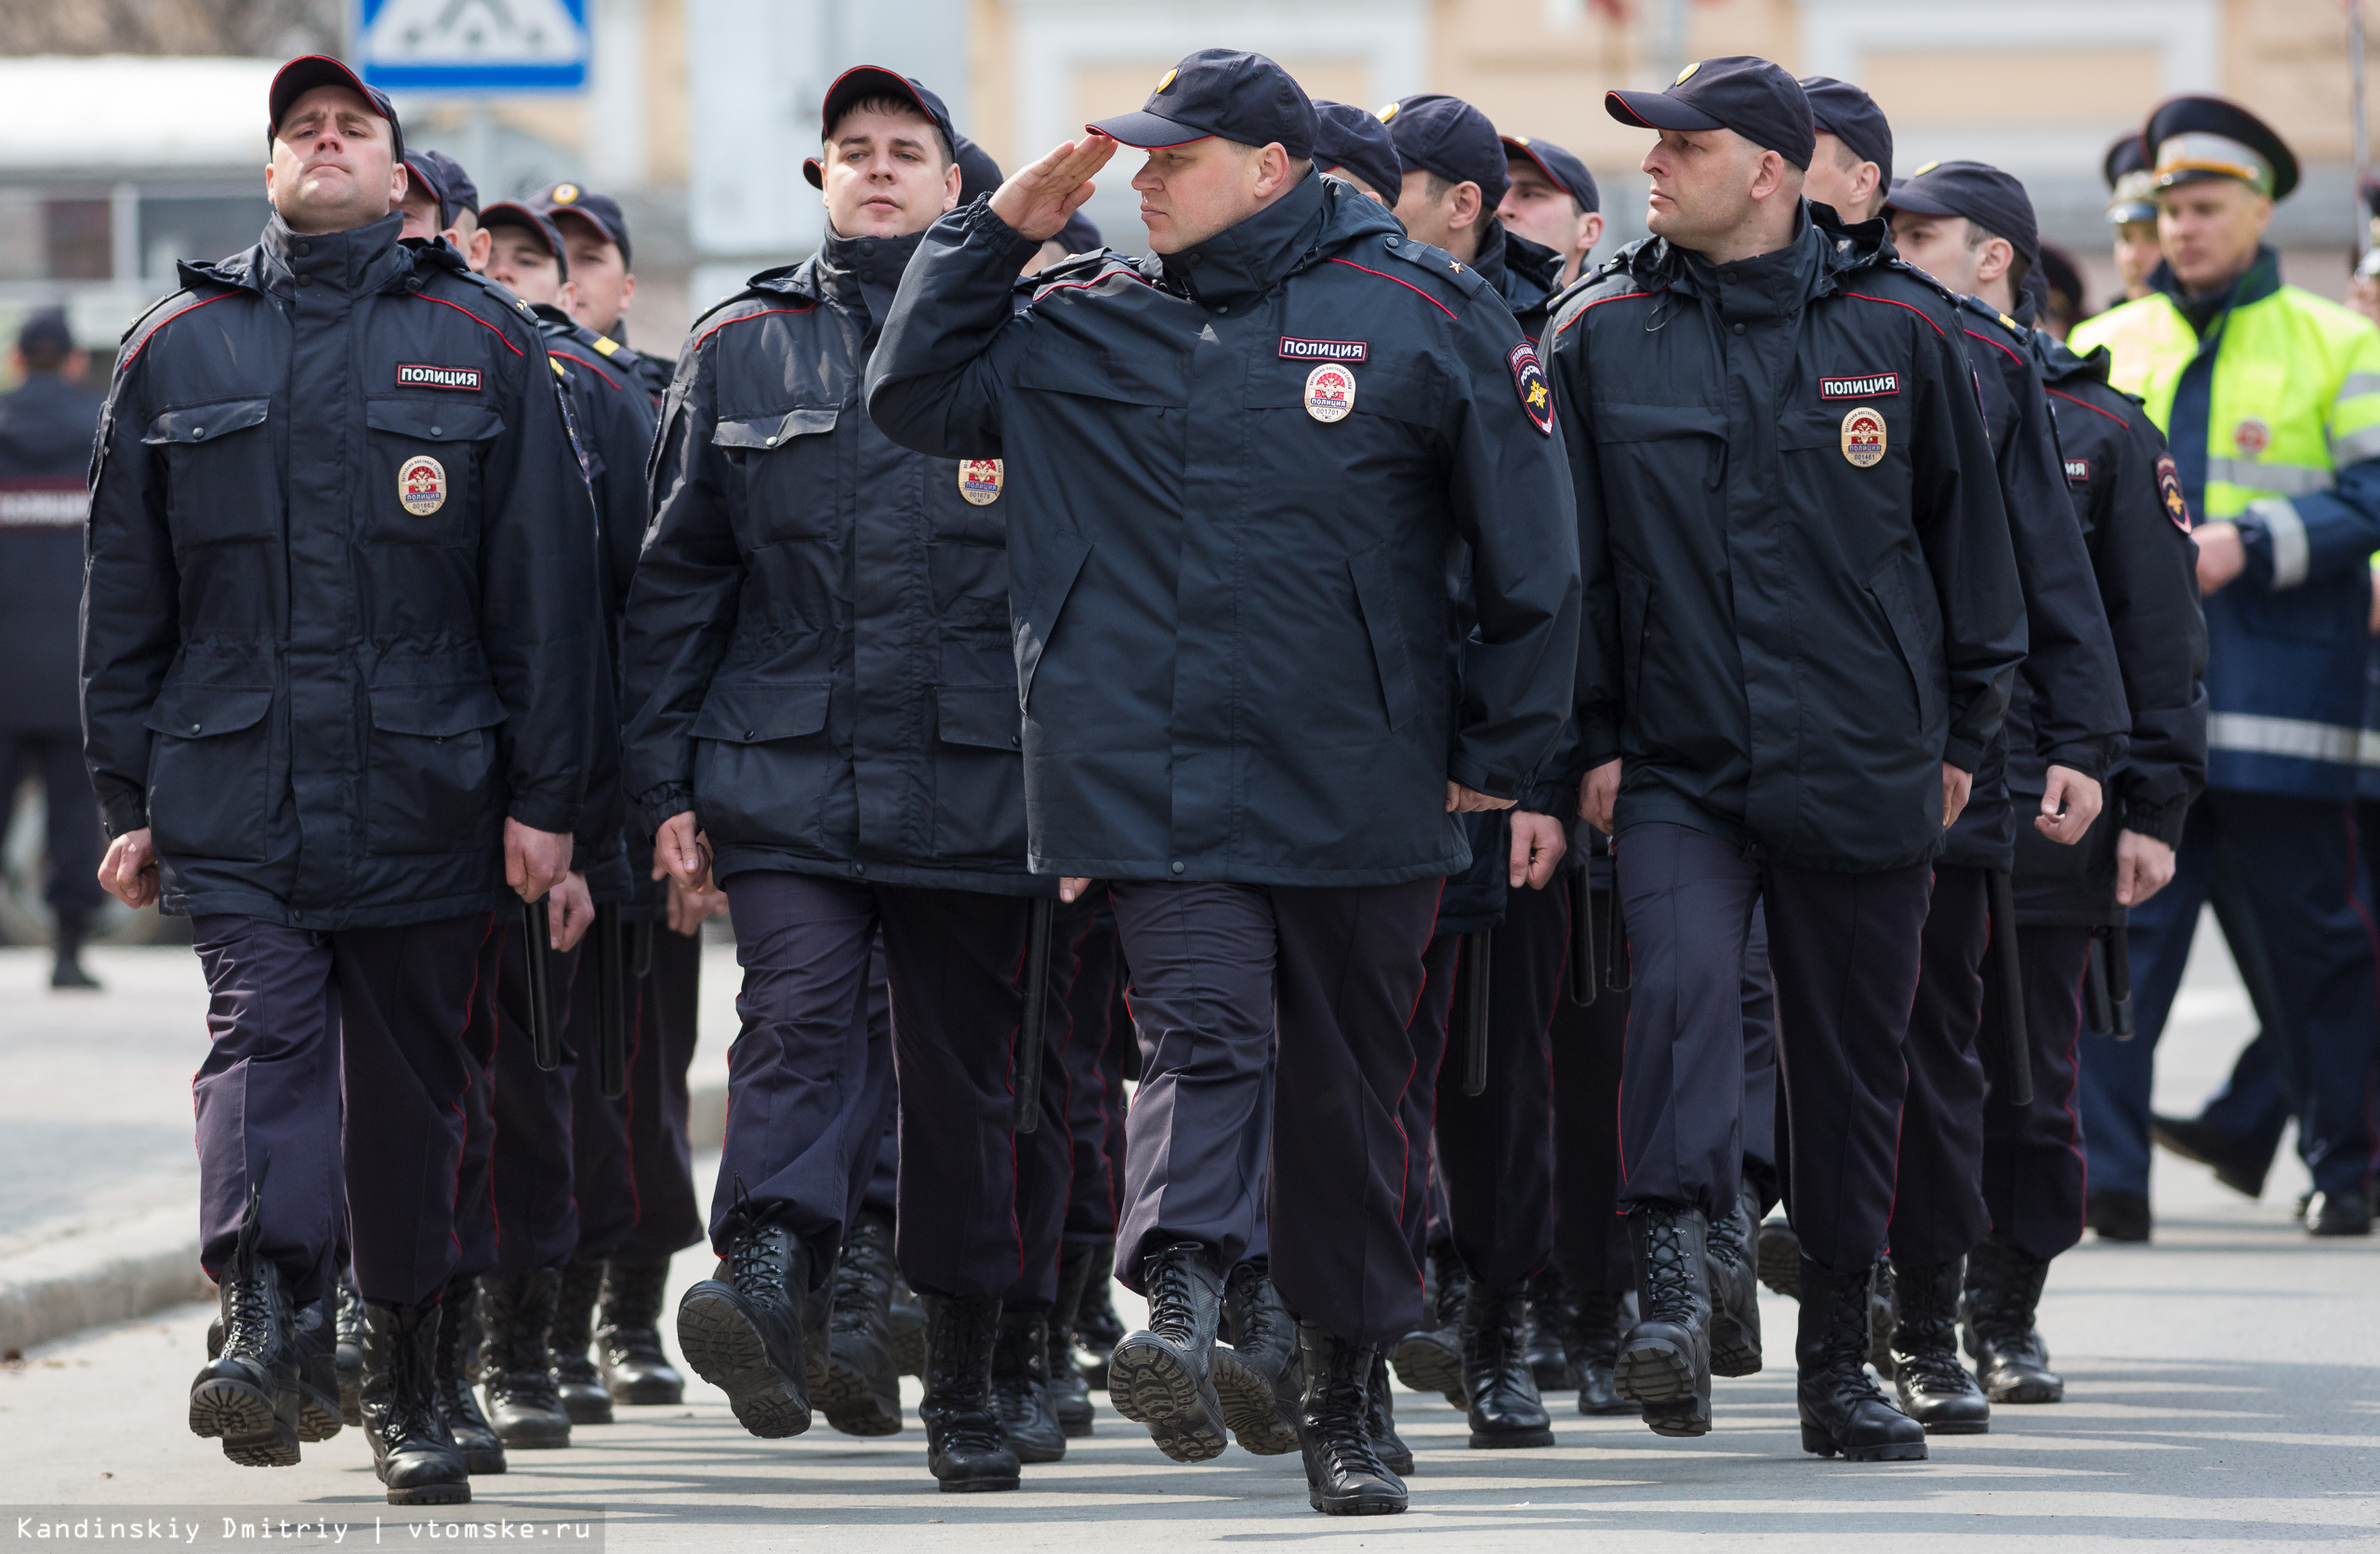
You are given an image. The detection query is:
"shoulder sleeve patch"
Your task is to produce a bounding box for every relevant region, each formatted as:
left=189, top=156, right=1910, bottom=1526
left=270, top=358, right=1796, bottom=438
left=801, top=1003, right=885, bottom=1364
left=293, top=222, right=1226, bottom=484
left=2155, top=454, right=2192, bottom=531
left=1508, top=339, right=1554, bottom=435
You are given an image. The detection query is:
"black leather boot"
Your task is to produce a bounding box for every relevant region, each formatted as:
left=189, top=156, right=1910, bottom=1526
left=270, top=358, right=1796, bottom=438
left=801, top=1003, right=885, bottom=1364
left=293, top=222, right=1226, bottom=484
left=49, top=909, right=99, bottom=990
left=921, top=1294, right=1021, bottom=1492
left=1071, top=1241, right=1122, bottom=1389
left=1796, top=1255, right=1926, bottom=1461
left=1046, top=1241, right=1098, bottom=1438
left=1521, top=1269, right=1574, bottom=1390
left=1619, top=1203, right=1712, bottom=1437
left=1387, top=1242, right=1468, bottom=1406
left=1108, top=1242, right=1230, bottom=1463
left=818, top=1213, right=902, bottom=1435
left=549, top=1256, right=613, bottom=1425
left=291, top=1295, right=345, bottom=1441
left=1755, top=1215, right=1802, bottom=1298
left=991, top=1306, right=1067, bottom=1462
left=1459, top=1285, right=1554, bottom=1448
left=361, top=1300, right=471, bottom=1505
left=187, top=1189, right=303, bottom=1468
left=2085, top=1187, right=2150, bottom=1242
left=1706, top=1185, right=1764, bottom=1377
left=434, top=1277, right=505, bottom=1474
left=889, top=1269, right=928, bottom=1380
left=335, top=1268, right=367, bottom=1427
left=1960, top=1234, right=2062, bottom=1403
left=1213, top=1260, right=1302, bottom=1455
left=1365, top=1353, right=1413, bottom=1477
left=1890, top=1256, right=1989, bottom=1433
left=676, top=1217, right=813, bottom=1438
left=479, top=1268, right=571, bottom=1448
left=1561, top=1288, right=1632, bottom=1415
left=597, top=1259, right=684, bottom=1405
left=1297, top=1324, right=1406, bottom=1516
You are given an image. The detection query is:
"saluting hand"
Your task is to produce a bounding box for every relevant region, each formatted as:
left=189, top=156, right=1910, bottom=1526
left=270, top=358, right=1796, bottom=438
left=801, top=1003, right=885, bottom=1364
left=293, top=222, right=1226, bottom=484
left=990, top=133, right=1117, bottom=243
left=98, top=827, right=159, bottom=910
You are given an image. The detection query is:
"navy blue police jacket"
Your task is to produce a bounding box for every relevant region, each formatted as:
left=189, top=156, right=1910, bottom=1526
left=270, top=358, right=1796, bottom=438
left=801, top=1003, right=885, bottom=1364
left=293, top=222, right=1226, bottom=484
left=0, top=371, right=102, bottom=734
left=1550, top=204, right=2027, bottom=873
left=621, top=227, right=1046, bottom=896
left=536, top=300, right=654, bottom=915
left=1938, top=291, right=2129, bottom=871
left=866, top=173, right=1581, bottom=887
left=2015, top=323, right=2208, bottom=923
left=81, top=214, right=605, bottom=927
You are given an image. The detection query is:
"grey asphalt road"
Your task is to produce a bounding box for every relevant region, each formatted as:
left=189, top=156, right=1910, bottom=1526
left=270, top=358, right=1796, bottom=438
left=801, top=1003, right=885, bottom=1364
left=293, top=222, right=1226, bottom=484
left=2, top=922, right=2375, bottom=1551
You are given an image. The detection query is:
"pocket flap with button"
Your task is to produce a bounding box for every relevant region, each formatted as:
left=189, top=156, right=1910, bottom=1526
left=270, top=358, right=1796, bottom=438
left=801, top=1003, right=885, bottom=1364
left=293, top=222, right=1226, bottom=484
left=937, top=684, right=1023, bottom=749
left=1591, top=402, right=1728, bottom=444
left=364, top=400, right=506, bottom=442
left=367, top=682, right=509, bottom=738
left=713, top=407, right=840, bottom=449
left=691, top=679, right=832, bottom=742
left=1015, top=348, right=1185, bottom=407
left=143, top=398, right=271, bottom=446
left=145, top=684, right=272, bottom=737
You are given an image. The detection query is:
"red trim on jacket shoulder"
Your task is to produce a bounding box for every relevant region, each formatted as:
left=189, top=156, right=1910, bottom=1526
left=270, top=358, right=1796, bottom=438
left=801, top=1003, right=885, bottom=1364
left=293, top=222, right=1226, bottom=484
left=1325, top=258, right=1459, bottom=322
left=549, top=349, right=621, bottom=391
left=117, top=290, right=236, bottom=367
left=411, top=292, right=527, bottom=357
left=1963, top=327, right=2026, bottom=366
left=1553, top=290, right=1653, bottom=337
left=693, top=303, right=818, bottom=352
left=2046, top=386, right=2134, bottom=428
left=1835, top=290, right=1950, bottom=339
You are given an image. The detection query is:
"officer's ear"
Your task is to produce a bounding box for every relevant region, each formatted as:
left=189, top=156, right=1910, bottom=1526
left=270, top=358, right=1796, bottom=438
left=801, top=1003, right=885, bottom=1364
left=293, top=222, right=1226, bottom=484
left=1450, top=180, right=1483, bottom=233
left=1975, top=234, right=2016, bottom=286
left=942, top=155, right=961, bottom=214
left=388, top=157, right=410, bottom=216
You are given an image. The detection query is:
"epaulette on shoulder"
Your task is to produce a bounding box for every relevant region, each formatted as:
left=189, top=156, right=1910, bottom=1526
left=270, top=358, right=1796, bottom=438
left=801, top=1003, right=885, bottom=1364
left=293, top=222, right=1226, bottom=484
left=1950, top=289, right=2026, bottom=340
left=437, top=265, right=549, bottom=339
left=1380, top=235, right=1490, bottom=301
left=1026, top=249, right=1148, bottom=301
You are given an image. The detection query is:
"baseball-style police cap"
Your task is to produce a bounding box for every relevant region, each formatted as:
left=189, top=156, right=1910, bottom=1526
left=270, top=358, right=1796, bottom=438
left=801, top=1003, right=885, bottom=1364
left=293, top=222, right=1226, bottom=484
left=1312, top=100, right=1402, bottom=202
left=1799, top=75, right=1891, bottom=181
left=1088, top=48, right=1316, bottom=161
left=2102, top=133, right=2156, bottom=224
left=1381, top=95, right=1510, bottom=207
left=1501, top=134, right=1599, bottom=214
left=404, top=150, right=479, bottom=229
left=18, top=307, right=73, bottom=359
left=478, top=201, right=570, bottom=282
left=2145, top=95, right=2298, bottom=201
left=1606, top=55, right=1814, bottom=170
left=803, top=66, right=959, bottom=189
left=268, top=55, right=403, bottom=166
left=953, top=133, right=1004, bottom=206
left=534, top=182, right=632, bottom=267
left=1884, top=159, right=2040, bottom=271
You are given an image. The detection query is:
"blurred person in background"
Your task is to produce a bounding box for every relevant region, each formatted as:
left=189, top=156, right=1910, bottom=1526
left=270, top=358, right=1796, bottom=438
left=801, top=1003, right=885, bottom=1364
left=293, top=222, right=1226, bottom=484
left=2104, top=134, right=2161, bottom=303
left=0, top=306, right=105, bottom=989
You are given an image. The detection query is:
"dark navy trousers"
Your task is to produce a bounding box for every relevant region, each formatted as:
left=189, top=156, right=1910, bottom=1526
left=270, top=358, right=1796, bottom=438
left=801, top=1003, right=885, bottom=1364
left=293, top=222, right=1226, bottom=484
left=1548, top=892, right=1632, bottom=1293
left=192, top=911, right=499, bottom=1308
left=1978, top=923, right=2095, bottom=1262
left=1888, top=865, right=1994, bottom=1268
left=602, top=923, right=707, bottom=1264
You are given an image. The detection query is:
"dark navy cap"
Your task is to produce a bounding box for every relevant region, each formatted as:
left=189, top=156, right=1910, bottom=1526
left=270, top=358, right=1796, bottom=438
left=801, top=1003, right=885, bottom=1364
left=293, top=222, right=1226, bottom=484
left=403, top=150, right=479, bottom=229
left=1501, top=134, right=1598, bottom=213
left=534, top=181, right=632, bottom=267
left=1381, top=94, right=1509, bottom=207
left=478, top=201, right=570, bottom=282
left=1884, top=159, right=2040, bottom=271
left=269, top=55, right=403, bottom=166
left=1606, top=55, right=1813, bottom=170
left=953, top=132, right=1004, bottom=206
left=2035, top=241, right=2084, bottom=317
left=1799, top=75, right=1891, bottom=181
left=2102, top=133, right=2156, bottom=223
left=1312, top=100, right=1402, bottom=201
left=804, top=66, right=959, bottom=188
left=2145, top=95, right=2297, bottom=201
left=1054, top=212, right=1103, bottom=254
left=17, top=306, right=73, bottom=359
left=1088, top=48, right=1316, bottom=161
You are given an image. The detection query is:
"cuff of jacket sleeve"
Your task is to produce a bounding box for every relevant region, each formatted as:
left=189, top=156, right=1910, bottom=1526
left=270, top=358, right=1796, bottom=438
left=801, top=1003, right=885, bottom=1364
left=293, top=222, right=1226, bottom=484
left=1448, top=753, right=1519, bottom=802
left=2237, top=499, right=2308, bottom=590
left=1523, top=775, right=1573, bottom=814
left=635, top=784, right=694, bottom=841
left=508, top=796, right=581, bottom=835
left=962, top=196, right=1045, bottom=269
left=1576, top=719, right=1622, bottom=771
left=2120, top=796, right=2189, bottom=849
left=1942, top=737, right=1984, bottom=774
left=2039, top=742, right=2112, bottom=783
left=100, top=794, right=148, bottom=839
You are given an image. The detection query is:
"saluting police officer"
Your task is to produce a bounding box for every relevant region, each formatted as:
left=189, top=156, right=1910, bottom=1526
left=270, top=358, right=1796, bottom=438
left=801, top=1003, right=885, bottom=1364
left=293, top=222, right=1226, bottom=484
left=1554, top=57, right=2025, bottom=1461
left=86, top=57, right=602, bottom=1505
left=868, top=47, right=1580, bottom=1516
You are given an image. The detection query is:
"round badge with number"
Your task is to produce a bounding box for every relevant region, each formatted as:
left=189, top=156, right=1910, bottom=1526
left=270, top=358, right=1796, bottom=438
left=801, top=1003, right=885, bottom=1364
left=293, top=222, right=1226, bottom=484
left=398, top=454, right=447, bottom=515
left=957, top=458, right=1003, bottom=506
left=1304, top=364, right=1356, bottom=423
left=1840, top=406, right=1886, bottom=468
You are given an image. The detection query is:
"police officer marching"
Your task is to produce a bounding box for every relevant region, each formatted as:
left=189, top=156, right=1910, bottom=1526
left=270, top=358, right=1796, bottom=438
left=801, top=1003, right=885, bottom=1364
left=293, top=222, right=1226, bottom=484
left=86, top=56, right=604, bottom=1505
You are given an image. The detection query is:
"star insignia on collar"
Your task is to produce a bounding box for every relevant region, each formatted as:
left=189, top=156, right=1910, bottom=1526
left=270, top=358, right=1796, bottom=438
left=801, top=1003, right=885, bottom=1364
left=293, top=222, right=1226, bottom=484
left=1449, top=260, right=1463, bottom=272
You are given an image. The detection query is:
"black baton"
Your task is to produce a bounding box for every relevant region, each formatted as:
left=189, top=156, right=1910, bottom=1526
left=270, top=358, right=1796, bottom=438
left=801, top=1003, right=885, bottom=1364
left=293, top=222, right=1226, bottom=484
left=2083, top=931, right=2114, bottom=1037
left=1014, top=897, right=1056, bottom=1133
left=1986, top=869, right=2033, bottom=1107
left=2107, top=923, right=2135, bottom=1039
left=522, top=897, right=558, bottom=1072
left=1461, top=930, right=1494, bottom=1097
left=1566, top=866, right=1598, bottom=1007
left=628, top=918, right=654, bottom=980
left=1604, top=868, right=1633, bottom=992
left=595, top=903, right=627, bottom=1099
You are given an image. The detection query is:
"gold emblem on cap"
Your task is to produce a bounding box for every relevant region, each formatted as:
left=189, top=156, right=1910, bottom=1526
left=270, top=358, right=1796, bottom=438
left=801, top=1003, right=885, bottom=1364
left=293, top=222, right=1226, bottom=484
left=1673, top=60, right=1700, bottom=85
left=1156, top=68, right=1177, bottom=93
left=552, top=182, right=578, bottom=203
left=1841, top=406, right=1886, bottom=469
left=1377, top=101, right=1398, bottom=122
left=1912, top=161, right=1939, bottom=177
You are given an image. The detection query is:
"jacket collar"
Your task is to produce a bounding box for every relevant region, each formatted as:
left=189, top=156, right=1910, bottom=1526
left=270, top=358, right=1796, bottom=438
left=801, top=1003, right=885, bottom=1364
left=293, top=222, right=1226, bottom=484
left=2149, top=243, right=2283, bottom=315
left=1617, top=201, right=1893, bottom=312
left=817, top=225, right=929, bottom=327
left=1492, top=226, right=1566, bottom=320
left=252, top=210, right=410, bottom=300
left=1161, top=167, right=1333, bottom=309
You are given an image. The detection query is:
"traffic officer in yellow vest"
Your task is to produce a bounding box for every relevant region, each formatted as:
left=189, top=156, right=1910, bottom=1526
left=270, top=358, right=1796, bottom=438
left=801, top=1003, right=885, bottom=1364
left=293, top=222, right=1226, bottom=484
left=2069, top=97, right=2380, bottom=1240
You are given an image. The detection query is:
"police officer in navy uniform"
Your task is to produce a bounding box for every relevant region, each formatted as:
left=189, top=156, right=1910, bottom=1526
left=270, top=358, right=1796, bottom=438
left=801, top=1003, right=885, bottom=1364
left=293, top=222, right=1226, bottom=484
left=0, top=307, right=106, bottom=989
left=84, top=57, right=602, bottom=1505
left=397, top=149, right=489, bottom=272
left=869, top=47, right=1580, bottom=1515
left=1498, top=136, right=1603, bottom=289
left=1554, top=57, right=2026, bottom=1462
left=1312, top=100, right=1402, bottom=206
left=530, top=181, right=672, bottom=404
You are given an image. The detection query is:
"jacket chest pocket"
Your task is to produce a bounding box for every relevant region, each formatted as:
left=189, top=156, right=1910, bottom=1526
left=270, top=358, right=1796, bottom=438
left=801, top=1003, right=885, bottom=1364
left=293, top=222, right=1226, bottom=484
left=715, top=406, right=841, bottom=546
left=1591, top=401, right=1726, bottom=511
left=143, top=399, right=277, bottom=548
left=364, top=399, right=505, bottom=547
left=364, top=681, right=508, bottom=855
